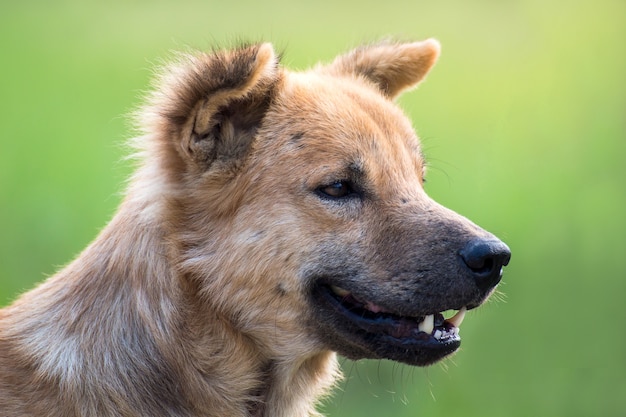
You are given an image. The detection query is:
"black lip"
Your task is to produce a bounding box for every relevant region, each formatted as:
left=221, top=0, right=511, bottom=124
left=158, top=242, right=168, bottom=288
left=313, top=284, right=461, bottom=366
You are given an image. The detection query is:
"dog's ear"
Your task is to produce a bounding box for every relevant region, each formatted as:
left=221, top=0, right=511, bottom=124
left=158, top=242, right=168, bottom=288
left=323, top=39, right=440, bottom=99
left=150, top=43, right=279, bottom=171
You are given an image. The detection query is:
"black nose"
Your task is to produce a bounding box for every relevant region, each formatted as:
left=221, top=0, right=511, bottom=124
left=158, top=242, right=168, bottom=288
left=459, top=238, right=511, bottom=290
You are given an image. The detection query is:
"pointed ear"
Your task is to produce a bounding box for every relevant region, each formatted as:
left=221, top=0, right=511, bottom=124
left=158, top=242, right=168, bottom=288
left=150, top=43, right=279, bottom=170
left=322, top=39, right=440, bottom=99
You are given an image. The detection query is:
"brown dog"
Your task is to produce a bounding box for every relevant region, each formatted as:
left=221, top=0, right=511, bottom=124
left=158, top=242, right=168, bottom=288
left=0, top=40, right=510, bottom=416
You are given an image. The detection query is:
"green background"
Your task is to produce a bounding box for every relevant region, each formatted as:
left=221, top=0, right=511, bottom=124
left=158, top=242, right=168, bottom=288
left=1, top=1, right=624, bottom=416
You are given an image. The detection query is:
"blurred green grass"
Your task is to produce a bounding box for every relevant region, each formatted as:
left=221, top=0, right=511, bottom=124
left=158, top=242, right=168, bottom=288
left=1, top=1, right=624, bottom=416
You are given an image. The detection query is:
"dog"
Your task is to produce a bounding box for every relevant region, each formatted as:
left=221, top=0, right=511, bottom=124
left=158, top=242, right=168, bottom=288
left=0, top=40, right=510, bottom=416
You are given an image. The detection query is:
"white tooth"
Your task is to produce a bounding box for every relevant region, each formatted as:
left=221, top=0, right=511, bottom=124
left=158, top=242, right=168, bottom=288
left=418, top=314, right=434, bottom=334
left=330, top=285, right=350, bottom=297
left=447, top=307, right=467, bottom=328
left=433, top=329, right=442, bottom=340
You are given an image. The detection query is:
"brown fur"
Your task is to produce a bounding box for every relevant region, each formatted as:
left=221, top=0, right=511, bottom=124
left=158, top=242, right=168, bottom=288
left=0, top=40, right=509, bottom=416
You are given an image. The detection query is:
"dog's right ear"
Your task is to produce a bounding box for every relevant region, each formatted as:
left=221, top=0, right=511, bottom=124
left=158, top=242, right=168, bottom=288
left=322, top=39, right=440, bottom=99
left=148, top=43, right=279, bottom=171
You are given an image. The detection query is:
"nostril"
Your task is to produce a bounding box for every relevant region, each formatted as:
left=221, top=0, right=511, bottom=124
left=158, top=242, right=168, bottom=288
left=467, top=257, right=494, bottom=275
left=459, top=238, right=511, bottom=289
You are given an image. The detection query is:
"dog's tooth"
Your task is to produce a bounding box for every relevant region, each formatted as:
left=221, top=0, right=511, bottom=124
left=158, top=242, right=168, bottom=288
left=330, top=285, right=350, bottom=297
left=418, top=314, right=434, bottom=334
left=447, top=307, right=467, bottom=328
left=433, top=329, right=442, bottom=340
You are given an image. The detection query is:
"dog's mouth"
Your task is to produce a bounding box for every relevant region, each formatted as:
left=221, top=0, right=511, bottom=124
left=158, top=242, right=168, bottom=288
left=327, top=284, right=466, bottom=342
left=313, top=283, right=467, bottom=366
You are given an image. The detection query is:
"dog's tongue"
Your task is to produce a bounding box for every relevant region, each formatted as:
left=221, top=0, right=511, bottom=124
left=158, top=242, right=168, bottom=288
left=332, top=286, right=391, bottom=314
left=363, top=300, right=388, bottom=313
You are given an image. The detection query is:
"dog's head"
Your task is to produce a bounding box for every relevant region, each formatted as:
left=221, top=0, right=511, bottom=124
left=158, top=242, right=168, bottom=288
left=142, top=41, right=510, bottom=367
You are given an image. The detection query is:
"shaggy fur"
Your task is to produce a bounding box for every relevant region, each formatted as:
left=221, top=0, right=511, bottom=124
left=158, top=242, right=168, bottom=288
left=0, top=40, right=509, bottom=416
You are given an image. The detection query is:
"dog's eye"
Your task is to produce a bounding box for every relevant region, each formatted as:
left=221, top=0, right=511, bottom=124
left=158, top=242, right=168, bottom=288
left=317, top=181, right=356, bottom=199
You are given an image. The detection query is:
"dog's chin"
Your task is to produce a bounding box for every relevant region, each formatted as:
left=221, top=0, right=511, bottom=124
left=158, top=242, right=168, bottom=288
left=310, top=283, right=468, bottom=367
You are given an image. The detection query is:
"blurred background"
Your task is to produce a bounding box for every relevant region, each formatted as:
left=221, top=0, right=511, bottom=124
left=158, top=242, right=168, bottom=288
left=1, top=0, right=624, bottom=415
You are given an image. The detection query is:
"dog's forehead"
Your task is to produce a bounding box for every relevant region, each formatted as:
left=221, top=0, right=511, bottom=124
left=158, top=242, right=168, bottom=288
left=262, top=71, right=425, bottom=182
left=273, top=71, right=422, bottom=154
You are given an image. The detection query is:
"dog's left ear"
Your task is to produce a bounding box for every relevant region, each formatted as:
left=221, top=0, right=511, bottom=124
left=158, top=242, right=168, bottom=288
left=323, top=39, right=440, bottom=99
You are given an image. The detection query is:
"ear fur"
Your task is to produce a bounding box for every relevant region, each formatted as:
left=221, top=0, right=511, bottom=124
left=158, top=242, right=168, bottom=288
left=322, top=39, right=440, bottom=99
left=150, top=43, right=279, bottom=170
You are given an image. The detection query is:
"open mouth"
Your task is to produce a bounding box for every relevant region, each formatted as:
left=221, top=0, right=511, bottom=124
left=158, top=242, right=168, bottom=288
left=328, top=284, right=466, bottom=342
left=315, top=283, right=467, bottom=365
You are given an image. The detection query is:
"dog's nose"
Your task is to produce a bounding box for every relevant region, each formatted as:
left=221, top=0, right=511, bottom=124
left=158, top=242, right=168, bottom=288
left=459, top=238, right=511, bottom=290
